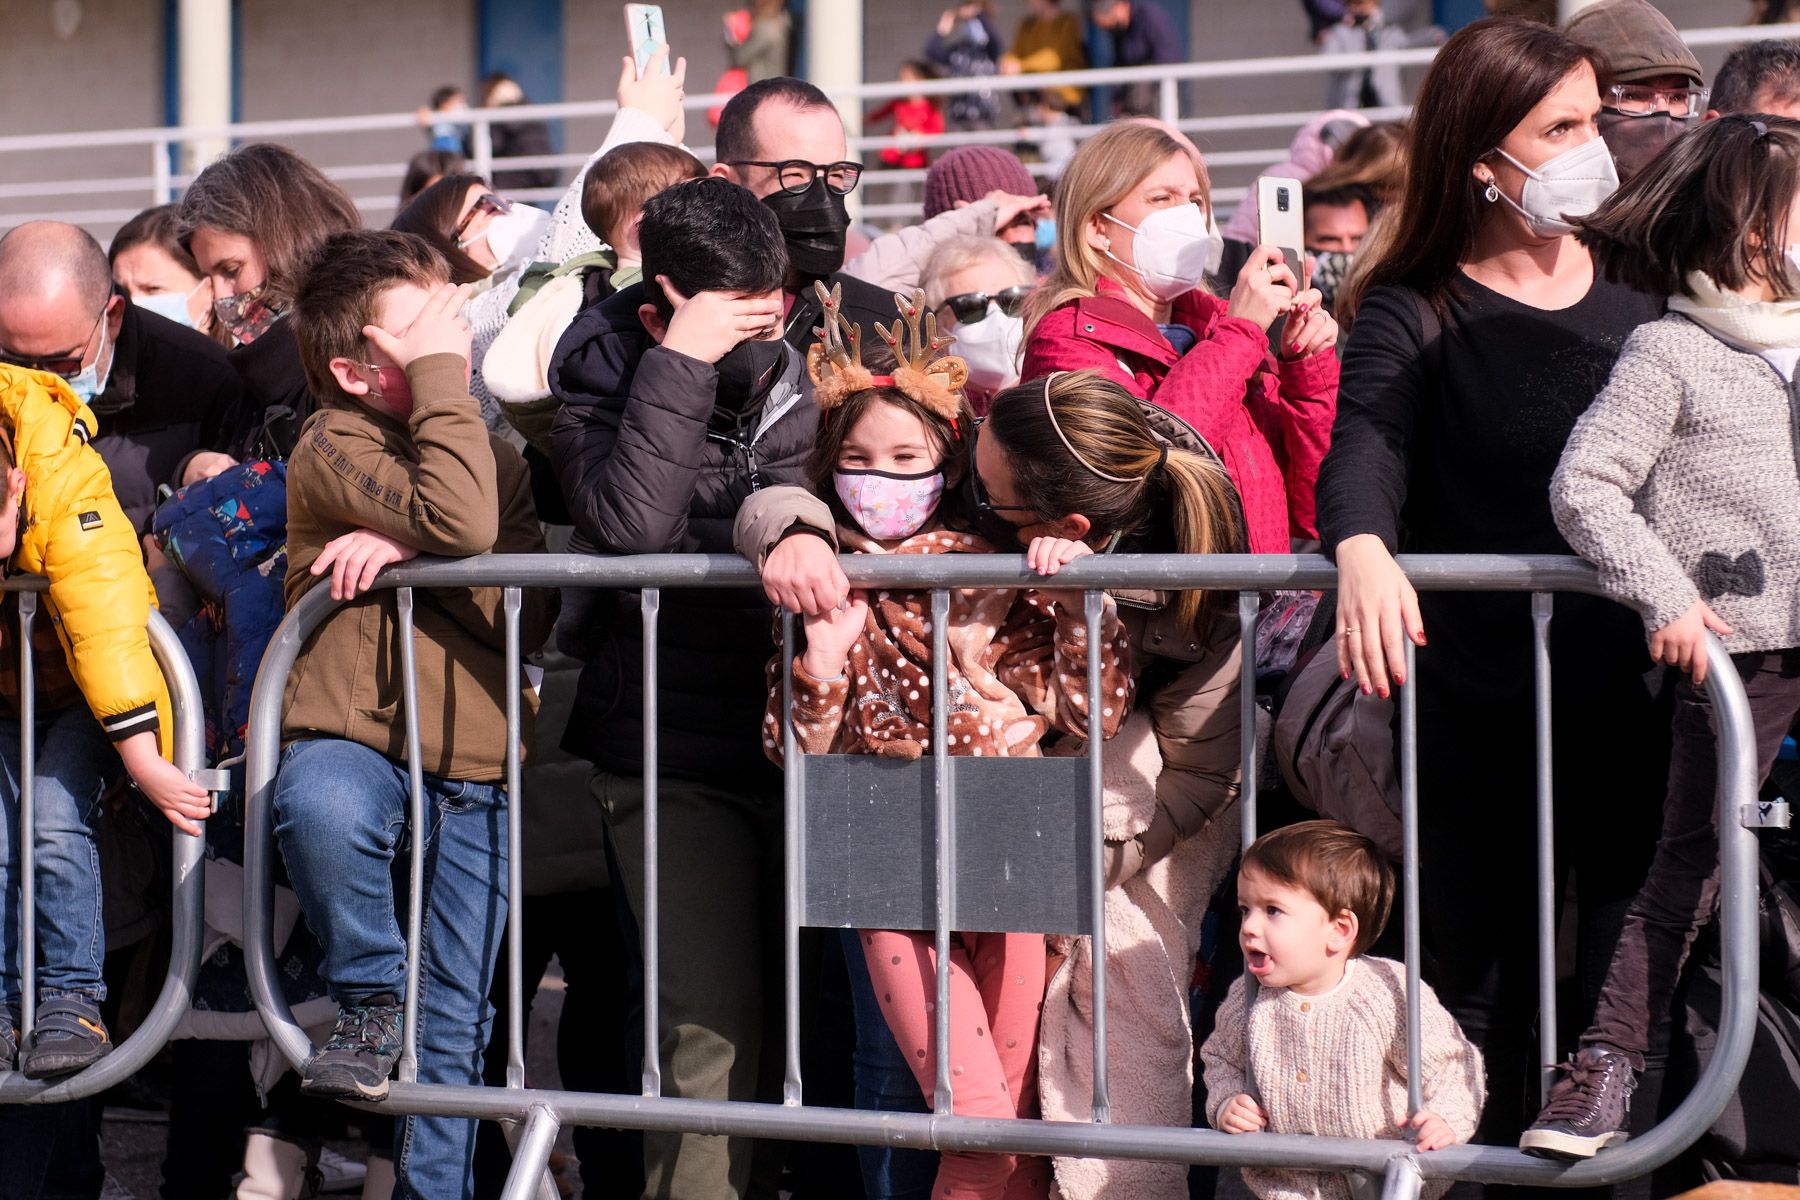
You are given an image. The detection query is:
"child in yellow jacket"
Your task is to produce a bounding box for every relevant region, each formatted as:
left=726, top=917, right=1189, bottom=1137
left=0, top=364, right=209, bottom=1079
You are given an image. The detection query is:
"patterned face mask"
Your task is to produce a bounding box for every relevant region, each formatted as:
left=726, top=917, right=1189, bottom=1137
left=213, top=283, right=278, bottom=345
left=833, top=467, right=946, bottom=541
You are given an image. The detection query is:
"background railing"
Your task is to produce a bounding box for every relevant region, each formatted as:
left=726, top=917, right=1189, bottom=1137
left=4, top=21, right=1796, bottom=234
left=239, top=552, right=1774, bottom=1200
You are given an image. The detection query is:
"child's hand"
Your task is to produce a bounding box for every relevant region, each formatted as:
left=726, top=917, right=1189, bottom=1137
left=118, top=733, right=210, bottom=837
left=657, top=277, right=785, bottom=365
left=800, top=591, right=869, bottom=680
left=1218, top=1093, right=1268, bottom=1134
left=1027, top=535, right=1094, bottom=612
left=764, top=532, right=849, bottom=617
left=1400, top=1110, right=1456, bottom=1152
left=362, top=282, right=472, bottom=371
left=616, top=47, right=688, bottom=140
left=181, top=452, right=238, bottom=486
left=1280, top=289, right=1338, bottom=360
left=312, top=529, right=420, bottom=601
left=1650, top=600, right=1734, bottom=685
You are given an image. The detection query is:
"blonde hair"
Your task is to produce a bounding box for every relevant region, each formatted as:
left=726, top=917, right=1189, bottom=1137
left=1023, top=122, right=1212, bottom=341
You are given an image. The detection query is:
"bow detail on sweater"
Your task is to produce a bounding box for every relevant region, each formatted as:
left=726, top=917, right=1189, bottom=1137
left=1696, top=549, right=1765, bottom=600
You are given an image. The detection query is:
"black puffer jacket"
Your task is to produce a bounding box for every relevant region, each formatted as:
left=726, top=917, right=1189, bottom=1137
left=548, top=283, right=817, bottom=787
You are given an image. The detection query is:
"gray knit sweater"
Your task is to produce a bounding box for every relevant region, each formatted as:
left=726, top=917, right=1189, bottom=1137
left=1551, top=314, right=1800, bottom=652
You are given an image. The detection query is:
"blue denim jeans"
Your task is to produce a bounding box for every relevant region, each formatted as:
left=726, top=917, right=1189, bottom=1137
left=841, top=928, right=937, bottom=1200
left=0, top=706, right=119, bottom=1008
left=272, top=738, right=508, bottom=1200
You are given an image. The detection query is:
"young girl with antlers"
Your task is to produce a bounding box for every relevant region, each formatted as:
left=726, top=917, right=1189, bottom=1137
left=755, top=284, right=1132, bottom=1200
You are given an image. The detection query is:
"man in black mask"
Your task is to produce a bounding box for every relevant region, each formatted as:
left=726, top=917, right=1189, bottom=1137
left=547, top=177, right=819, bottom=1200
left=711, top=76, right=898, bottom=354
left=1564, top=0, right=1708, bottom=183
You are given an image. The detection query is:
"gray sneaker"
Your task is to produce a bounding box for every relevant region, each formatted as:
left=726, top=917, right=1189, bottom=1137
left=0, top=1007, right=15, bottom=1072
left=1519, top=1046, right=1637, bottom=1160
left=302, top=995, right=403, bottom=1101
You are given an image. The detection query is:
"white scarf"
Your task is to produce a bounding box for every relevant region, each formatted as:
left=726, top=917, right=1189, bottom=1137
left=1667, top=270, right=1800, bottom=352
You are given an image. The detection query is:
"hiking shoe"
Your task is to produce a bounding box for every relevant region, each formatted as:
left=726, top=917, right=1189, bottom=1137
left=302, top=995, right=403, bottom=1100
left=1519, top=1046, right=1637, bottom=1160
left=20, top=993, right=111, bottom=1079
left=0, top=1006, right=16, bottom=1072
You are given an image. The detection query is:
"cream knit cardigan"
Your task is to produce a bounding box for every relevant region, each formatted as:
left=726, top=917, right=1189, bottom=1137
left=1200, top=957, right=1486, bottom=1200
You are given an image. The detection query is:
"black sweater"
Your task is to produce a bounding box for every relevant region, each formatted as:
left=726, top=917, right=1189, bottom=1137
left=1315, top=273, right=1662, bottom=700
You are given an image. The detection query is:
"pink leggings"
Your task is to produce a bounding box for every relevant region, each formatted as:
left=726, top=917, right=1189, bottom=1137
left=861, top=929, right=1051, bottom=1200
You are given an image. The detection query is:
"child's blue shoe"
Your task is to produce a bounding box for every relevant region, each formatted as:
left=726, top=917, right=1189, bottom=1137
left=20, top=993, right=111, bottom=1079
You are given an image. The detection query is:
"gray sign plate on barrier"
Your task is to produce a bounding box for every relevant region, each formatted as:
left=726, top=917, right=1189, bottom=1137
left=799, top=754, right=1095, bottom=935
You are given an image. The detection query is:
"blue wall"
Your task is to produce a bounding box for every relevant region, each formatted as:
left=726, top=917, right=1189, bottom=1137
left=1434, top=0, right=1488, bottom=32
left=477, top=0, right=564, bottom=147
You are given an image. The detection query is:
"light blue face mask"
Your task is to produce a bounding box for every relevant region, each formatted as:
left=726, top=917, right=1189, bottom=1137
left=65, top=318, right=110, bottom=404
left=133, top=287, right=199, bottom=329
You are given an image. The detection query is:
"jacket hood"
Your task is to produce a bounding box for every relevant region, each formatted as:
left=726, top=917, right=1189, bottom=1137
left=0, top=364, right=99, bottom=462
left=1564, top=0, right=1703, bottom=87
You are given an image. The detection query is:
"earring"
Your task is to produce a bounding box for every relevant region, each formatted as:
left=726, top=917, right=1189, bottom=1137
left=1483, top=181, right=1501, bottom=203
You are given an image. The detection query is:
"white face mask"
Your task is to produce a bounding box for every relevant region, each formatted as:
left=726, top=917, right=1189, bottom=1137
left=1784, top=246, right=1800, bottom=297
left=1102, top=203, right=1222, bottom=301
left=1491, top=137, right=1620, bottom=238
left=951, top=304, right=1024, bottom=394
left=132, top=280, right=206, bottom=329
left=478, top=203, right=552, bottom=271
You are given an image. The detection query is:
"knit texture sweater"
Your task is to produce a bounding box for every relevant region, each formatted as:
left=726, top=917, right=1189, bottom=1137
left=1200, top=957, right=1485, bottom=1200
left=1551, top=313, right=1800, bottom=651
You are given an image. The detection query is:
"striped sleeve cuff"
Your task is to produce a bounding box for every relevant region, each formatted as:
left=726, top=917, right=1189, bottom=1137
left=100, top=702, right=160, bottom=742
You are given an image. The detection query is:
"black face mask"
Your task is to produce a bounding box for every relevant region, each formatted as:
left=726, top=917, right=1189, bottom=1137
left=1599, top=110, right=1686, bottom=184
left=957, top=467, right=1030, bottom=549
left=762, top=178, right=851, bottom=279
left=715, top=336, right=789, bottom=413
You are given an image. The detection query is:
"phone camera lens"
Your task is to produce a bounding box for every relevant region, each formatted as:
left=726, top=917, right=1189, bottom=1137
left=1277, top=188, right=1290, bottom=212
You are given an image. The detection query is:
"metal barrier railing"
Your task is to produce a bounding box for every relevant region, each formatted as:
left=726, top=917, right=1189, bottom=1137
left=0, top=576, right=218, bottom=1103
left=5, top=19, right=1796, bottom=230
left=241, top=552, right=1773, bottom=1200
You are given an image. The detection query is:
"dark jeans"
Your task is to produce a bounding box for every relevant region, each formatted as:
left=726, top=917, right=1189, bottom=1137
left=841, top=928, right=936, bottom=1200
left=1583, top=648, right=1800, bottom=1068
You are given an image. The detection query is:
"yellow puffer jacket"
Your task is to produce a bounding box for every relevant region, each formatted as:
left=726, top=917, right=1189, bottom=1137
left=0, top=366, right=170, bottom=756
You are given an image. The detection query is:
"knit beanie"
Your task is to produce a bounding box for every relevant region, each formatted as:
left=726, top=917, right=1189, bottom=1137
left=923, top=146, right=1038, bottom=219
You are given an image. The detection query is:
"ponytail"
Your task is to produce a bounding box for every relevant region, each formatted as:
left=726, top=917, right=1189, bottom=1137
left=1159, top=447, right=1244, bottom=636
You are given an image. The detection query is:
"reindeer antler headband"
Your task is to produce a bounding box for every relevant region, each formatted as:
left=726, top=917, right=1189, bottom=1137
left=806, top=282, right=969, bottom=423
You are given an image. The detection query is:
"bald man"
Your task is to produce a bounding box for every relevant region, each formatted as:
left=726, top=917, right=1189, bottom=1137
left=0, top=221, right=241, bottom=533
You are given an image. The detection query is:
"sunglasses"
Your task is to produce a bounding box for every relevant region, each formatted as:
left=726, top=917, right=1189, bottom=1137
left=941, top=286, right=1030, bottom=326
left=453, top=192, right=512, bottom=248
left=0, top=300, right=106, bottom=379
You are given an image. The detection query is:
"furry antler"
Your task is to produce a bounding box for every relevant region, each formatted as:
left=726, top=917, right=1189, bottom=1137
left=806, top=281, right=876, bottom=410
left=874, top=290, right=954, bottom=374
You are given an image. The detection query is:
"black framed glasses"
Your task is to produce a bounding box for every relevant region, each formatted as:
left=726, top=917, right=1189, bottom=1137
left=0, top=300, right=106, bottom=379
left=453, top=191, right=512, bottom=247
left=726, top=159, right=864, bottom=196
left=966, top=423, right=1037, bottom=520
left=1606, top=83, right=1710, bottom=119
left=941, top=286, right=1031, bottom=326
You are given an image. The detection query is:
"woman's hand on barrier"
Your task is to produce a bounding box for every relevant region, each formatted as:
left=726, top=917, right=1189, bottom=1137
left=119, top=733, right=210, bottom=837
left=1279, top=289, right=1337, bottom=360
left=1218, top=1093, right=1269, bottom=1134
left=1649, top=600, right=1733, bottom=686
left=801, top=592, right=869, bottom=680
left=764, top=531, right=849, bottom=617
left=312, top=529, right=421, bottom=601
left=1027, top=535, right=1094, bottom=612
left=1334, top=533, right=1424, bottom=698
left=617, top=46, right=689, bottom=141
left=1402, top=1110, right=1456, bottom=1152
left=1228, top=246, right=1299, bottom=333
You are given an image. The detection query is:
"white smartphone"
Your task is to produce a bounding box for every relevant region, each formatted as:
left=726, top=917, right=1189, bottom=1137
left=625, top=4, right=670, bottom=76
left=1257, top=175, right=1308, bottom=290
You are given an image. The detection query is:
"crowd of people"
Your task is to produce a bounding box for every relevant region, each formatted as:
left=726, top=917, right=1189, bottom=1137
left=3, top=3, right=1800, bottom=1200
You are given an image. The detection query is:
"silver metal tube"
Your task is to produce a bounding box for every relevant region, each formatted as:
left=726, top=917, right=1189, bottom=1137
left=1400, top=639, right=1422, bottom=1119
left=395, top=587, right=427, bottom=1084
left=497, top=1104, right=562, bottom=1200
left=1085, top=589, right=1110, bottom=1123
left=1238, top=591, right=1259, bottom=848
left=931, top=588, right=953, bottom=1116
left=1380, top=1156, right=1425, bottom=1200
left=18, top=592, right=35, bottom=1039
left=780, top=598, right=803, bottom=1107
left=1531, top=593, right=1556, bottom=1105
left=643, top=588, right=664, bottom=1099
left=504, top=588, right=525, bottom=1091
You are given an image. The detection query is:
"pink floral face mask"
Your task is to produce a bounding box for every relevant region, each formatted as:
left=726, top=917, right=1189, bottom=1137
left=833, top=468, right=945, bottom=541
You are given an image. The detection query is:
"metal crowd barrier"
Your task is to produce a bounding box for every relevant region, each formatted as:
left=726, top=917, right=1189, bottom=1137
left=0, top=576, right=218, bottom=1103
left=241, top=552, right=1774, bottom=1200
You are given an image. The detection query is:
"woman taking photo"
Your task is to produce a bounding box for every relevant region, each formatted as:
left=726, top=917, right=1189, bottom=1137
left=1316, top=16, right=1668, bottom=1147
left=1020, top=120, right=1339, bottom=557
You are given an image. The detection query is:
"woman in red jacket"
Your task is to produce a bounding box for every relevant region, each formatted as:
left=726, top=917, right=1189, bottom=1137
left=1020, top=121, right=1339, bottom=554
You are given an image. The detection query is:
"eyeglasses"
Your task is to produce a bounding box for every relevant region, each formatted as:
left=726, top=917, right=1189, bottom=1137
left=0, top=301, right=106, bottom=379
left=726, top=160, right=864, bottom=196
left=1606, top=83, right=1710, bottom=119
left=453, top=192, right=512, bottom=247
left=966, top=423, right=1037, bottom=520
left=941, top=286, right=1031, bottom=326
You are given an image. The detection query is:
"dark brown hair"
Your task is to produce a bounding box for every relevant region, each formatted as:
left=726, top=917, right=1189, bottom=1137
left=108, top=204, right=201, bottom=276
left=389, top=174, right=494, bottom=285
left=1243, top=820, right=1395, bottom=956
left=400, top=149, right=467, bottom=206
left=173, top=143, right=362, bottom=314
left=580, top=142, right=707, bottom=245
left=1579, top=114, right=1800, bottom=298
left=1358, top=18, right=1600, bottom=306
left=290, top=230, right=449, bottom=408
left=805, top=344, right=975, bottom=504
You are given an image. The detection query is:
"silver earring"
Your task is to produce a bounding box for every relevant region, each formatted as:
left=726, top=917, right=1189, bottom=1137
left=1483, top=182, right=1501, bottom=203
